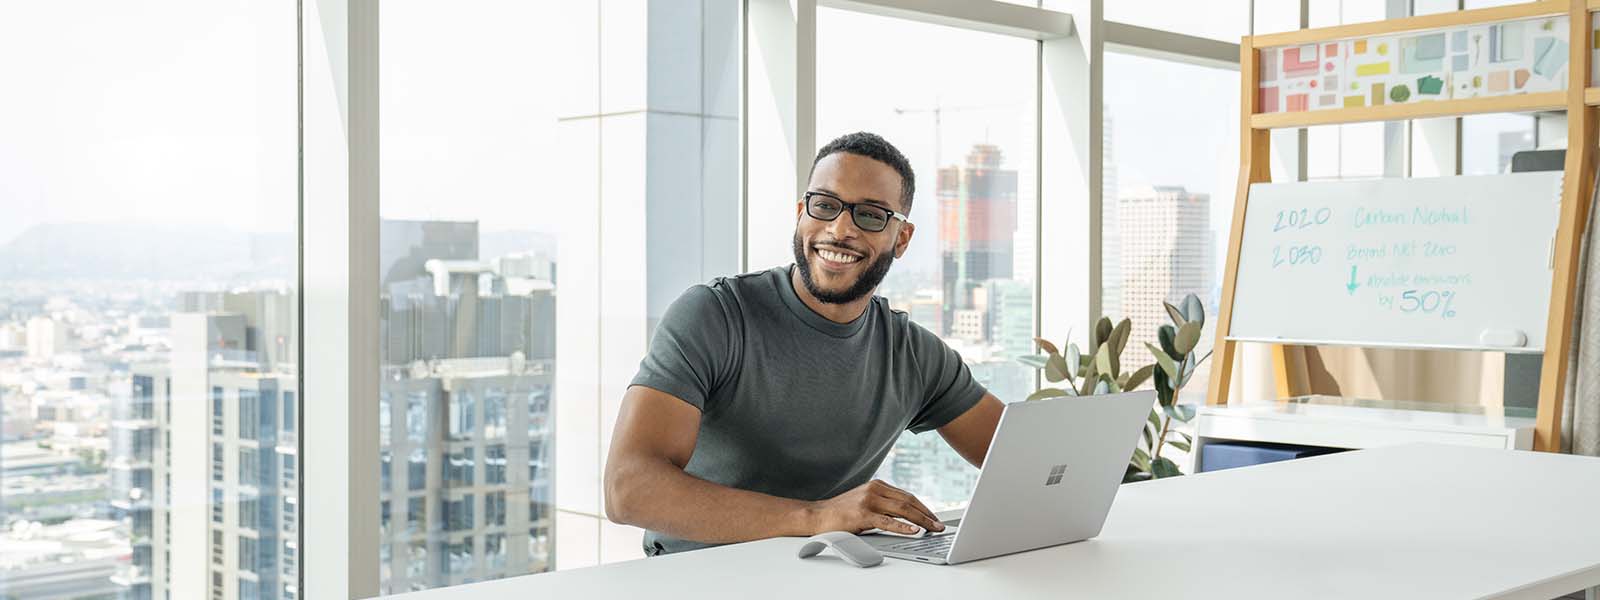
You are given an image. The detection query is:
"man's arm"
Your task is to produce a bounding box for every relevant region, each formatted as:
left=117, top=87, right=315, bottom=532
left=937, top=393, right=1005, bottom=469
left=604, top=385, right=946, bottom=543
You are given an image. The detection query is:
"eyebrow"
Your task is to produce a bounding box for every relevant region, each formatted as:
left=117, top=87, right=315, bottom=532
left=812, top=187, right=894, bottom=210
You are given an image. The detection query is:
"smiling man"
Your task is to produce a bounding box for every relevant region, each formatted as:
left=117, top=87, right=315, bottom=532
left=603, top=132, right=1005, bottom=556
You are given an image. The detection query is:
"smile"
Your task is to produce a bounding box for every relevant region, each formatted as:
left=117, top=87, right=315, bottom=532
left=815, top=247, right=862, bottom=264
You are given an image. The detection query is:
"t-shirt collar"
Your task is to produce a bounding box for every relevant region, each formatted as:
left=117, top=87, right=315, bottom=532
left=776, top=265, right=871, bottom=338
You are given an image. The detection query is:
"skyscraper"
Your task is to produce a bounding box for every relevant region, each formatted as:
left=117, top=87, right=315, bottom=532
left=938, top=144, right=1018, bottom=337
left=1118, top=185, right=1212, bottom=354
left=1101, top=113, right=1121, bottom=320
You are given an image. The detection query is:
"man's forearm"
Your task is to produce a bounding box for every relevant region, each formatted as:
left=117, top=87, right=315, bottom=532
left=605, top=455, right=819, bottom=544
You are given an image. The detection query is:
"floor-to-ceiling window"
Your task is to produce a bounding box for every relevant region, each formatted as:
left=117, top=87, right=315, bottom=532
left=0, top=2, right=299, bottom=599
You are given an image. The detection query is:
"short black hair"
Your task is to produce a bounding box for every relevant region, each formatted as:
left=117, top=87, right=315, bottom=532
left=809, top=132, right=916, bottom=214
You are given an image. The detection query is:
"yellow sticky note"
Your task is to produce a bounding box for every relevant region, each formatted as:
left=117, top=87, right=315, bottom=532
left=1356, top=40, right=1368, bottom=53
left=1592, top=29, right=1599, bottom=50
left=1344, top=96, right=1366, bottom=107
left=1356, top=62, right=1391, bottom=76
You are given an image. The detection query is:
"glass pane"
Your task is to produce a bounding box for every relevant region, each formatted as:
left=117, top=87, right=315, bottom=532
left=0, top=2, right=297, bottom=599
left=815, top=7, right=1038, bottom=511
left=1103, top=52, right=1238, bottom=405
left=1462, top=114, right=1536, bottom=175
left=378, top=0, right=739, bottom=586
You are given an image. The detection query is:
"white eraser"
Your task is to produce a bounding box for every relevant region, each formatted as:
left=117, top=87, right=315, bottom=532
left=1479, top=330, right=1527, bottom=347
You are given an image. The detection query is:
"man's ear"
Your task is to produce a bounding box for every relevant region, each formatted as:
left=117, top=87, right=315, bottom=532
left=894, top=222, right=915, bottom=258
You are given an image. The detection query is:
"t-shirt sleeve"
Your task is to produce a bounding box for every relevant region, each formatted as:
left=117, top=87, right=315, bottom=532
left=629, top=285, right=736, bottom=413
left=905, top=321, right=988, bottom=434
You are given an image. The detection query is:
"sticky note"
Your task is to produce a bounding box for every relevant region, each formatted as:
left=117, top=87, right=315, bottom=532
left=1417, top=75, right=1444, bottom=95
left=1452, top=54, right=1469, bottom=72
left=1452, top=30, right=1468, bottom=52
left=1319, top=94, right=1338, bottom=106
left=1533, top=39, right=1568, bottom=77
left=1371, top=82, right=1386, bottom=106
left=1344, top=95, right=1366, bottom=107
left=1260, top=86, right=1279, bottom=112
left=1356, top=62, right=1391, bottom=76
left=1325, top=43, right=1338, bottom=57
left=1514, top=68, right=1531, bottom=88
left=1488, top=70, right=1509, bottom=92
left=1286, top=94, right=1309, bottom=112
left=1356, top=40, right=1368, bottom=54
left=1415, top=33, right=1446, bottom=59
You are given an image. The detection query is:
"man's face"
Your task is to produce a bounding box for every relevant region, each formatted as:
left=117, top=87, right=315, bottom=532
left=791, top=152, right=915, bottom=304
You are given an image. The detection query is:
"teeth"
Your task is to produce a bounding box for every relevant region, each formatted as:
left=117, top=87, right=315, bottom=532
left=817, top=249, right=859, bottom=263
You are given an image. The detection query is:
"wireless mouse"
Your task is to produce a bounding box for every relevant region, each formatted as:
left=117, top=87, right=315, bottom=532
left=796, top=531, right=884, bottom=568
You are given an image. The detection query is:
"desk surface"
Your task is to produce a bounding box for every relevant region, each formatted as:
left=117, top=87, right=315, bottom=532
left=384, top=444, right=1600, bottom=600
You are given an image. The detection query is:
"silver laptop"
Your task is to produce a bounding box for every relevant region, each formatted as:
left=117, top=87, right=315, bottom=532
left=862, top=390, right=1154, bottom=565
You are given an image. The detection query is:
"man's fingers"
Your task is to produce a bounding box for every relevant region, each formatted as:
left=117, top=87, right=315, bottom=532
left=873, top=513, right=919, bottom=534
left=873, top=487, right=943, bottom=531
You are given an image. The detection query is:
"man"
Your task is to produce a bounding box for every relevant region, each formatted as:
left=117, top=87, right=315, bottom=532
left=604, top=131, right=1005, bottom=556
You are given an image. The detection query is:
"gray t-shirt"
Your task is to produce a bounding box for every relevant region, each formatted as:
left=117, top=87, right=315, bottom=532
left=629, top=265, right=987, bottom=555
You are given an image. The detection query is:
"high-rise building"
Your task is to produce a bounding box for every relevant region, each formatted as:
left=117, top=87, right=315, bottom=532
left=377, top=219, right=558, bottom=594
left=26, top=316, right=68, bottom=359
left=1118, top=185, right=1212, bottom=353
left=938, top=144, right=1018, bottom=336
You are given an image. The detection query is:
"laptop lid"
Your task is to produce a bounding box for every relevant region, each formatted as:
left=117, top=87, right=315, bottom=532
left=944, top=390, right=1155, bottom=564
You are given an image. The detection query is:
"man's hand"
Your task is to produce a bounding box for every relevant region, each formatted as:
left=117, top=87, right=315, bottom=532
left=806, top=479, right=946, bottom=535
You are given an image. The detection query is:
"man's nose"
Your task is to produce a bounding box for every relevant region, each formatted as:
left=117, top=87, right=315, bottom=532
left=825, top=208, right=862, bottom=240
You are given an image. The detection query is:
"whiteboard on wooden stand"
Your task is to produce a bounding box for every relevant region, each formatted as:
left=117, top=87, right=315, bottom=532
left=1227, top=172, right=1563, bottom=353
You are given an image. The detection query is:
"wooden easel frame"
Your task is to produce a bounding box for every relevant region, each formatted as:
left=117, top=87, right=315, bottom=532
left=1207, top=0, right=1599, bottom=453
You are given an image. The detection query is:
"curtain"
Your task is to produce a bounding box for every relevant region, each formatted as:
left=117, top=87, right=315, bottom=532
left=1563, top=194, right=1599, bottom=457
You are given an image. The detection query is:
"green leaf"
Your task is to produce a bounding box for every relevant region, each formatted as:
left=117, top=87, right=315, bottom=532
left=1016, top=354, right=1049, bottom=370
left=1093, top=317, right=1114, bottom=352
left=1153, top=367, right=1174, bottom=407
left=1163, top=302, right=1187, bottom=327
left=1175, top=321, right=1203, bottom=356
left=1152, top=456, right=1183, bottom=478
left=1110, top=318, right=1132, bottom=361
left=1164, top=404, right=1198, bottom=423
left=1078, top=366, right=1099, bottom=396
left=1158, top=324, right=1179, bottom=358
left=1182, top=293, right=1205, bottom=325
left=1066, top=343, right=1083, bottom=375
left=1094, top=344, right=1113, bottom=381
left=1167, top=440, right=1192, bottom=453
left=1034, top=337, right=1059, bottom=356
left=1146, top=342, right=1179, bottom=381
left=1132, top=447, right=1152, bottom=471
left=1044, top=353, right=1072, bottom=383
left=1141, top=423, right=1154, bottom=449
left=1093, top=378, right=1112, bottom=395
left=1147, top=408, right=1162, bottom=432
left=1123, top=470, right=1154, bottom=484
left=1026, top=387, right=1071, bottom=402
left=1178, top=431, right=1193, bottom=444
left=1124, top=363, right=1156, bottom=391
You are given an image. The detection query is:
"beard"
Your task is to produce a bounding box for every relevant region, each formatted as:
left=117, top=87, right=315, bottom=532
left=791, top=230, right=895, bottom=305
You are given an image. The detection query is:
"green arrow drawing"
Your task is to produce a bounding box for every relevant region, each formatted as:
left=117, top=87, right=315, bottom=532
left=1346, top=265, right=1359, bottom=295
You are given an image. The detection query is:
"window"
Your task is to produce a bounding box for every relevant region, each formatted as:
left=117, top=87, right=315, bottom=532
left=239, top=447, right=259, bottom=487
left=485, top=445, right=506, bottom=485
left=444, top=495, right=475, bottom=532
left=213, top=530, right=225, bottom=565
left=213, top=442, right=225, bottom=482
left=239, top=389, right=259, bottom=441
left=486, top=491, right=507, bottom=527
left=239, top=536, right=258, bottom=573
left=240, top=496, right=259, bottom=530
left=1102, top=52, right=1238, bottom=404
left=448, top=391, right=476, bottom=442
left=484, top=387, right=507, bottom=439
left=445, top=447, right=475, bottom=487
left=812, top=7, right=1039, bottom=511
left=213, top=387, right=226, bottom=435
left=407, top=497, right=427, bottom=536
left=283, top=390, right=296, bottom=433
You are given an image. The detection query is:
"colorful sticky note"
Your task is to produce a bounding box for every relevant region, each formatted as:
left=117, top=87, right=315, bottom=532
left=1452, top=31, right=1468, bottom=53
left=1515, top=68, right=1531, bottom=88
left=1344, top=95, right=1366, bottom=108
left=1356, top=40, right=1368, bottom=54
left=1417, top=75, right=1444, bottom=95
left=1452, top=54, right=1469, bottom=72
left=1533, top=38, right=1568, bottom=77
left=1488, top=70, right=1510, bottom=92
left=1261, top=48, right=1279, bottom=81
left=1284, top=46, right=1319, bottom=77
left=1286, top=94, right=1310, bottom=112
left=1371, top=82, right=1386, bottom=106
left=1325, top=75, right=1339, bottom=89
left=1260, top=86, right=1279, bottom=112
left=1356, top=62, right=1392, bottom=76
left=1377, top=42, right=1389, bottom=56
left=1319, top=94, right=1338, bottom=107
left=1325, top=43, right=1339, bottom=57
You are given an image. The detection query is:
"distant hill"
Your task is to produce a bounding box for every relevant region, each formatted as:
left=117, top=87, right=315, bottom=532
left=0, top=222, right=554, bottom=281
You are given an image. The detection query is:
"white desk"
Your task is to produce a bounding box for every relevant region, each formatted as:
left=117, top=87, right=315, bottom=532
left=383, top=444, right=1600, bottom=600
left=1196, top=396, right=1538, bottom=454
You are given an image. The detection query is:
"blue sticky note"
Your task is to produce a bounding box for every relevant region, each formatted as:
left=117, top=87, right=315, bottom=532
left=1451, top=30, right=1467, bottom=52
left=1452, top=54, right=1469, bottom=72
left=1415, top=33, right=1447, bottom=60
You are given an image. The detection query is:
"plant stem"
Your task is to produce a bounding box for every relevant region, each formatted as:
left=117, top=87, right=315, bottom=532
left=1153, top=414, right=1172, bottom=460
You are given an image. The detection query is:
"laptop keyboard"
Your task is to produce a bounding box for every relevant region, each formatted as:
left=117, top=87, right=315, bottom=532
left=887, top=533, right=955, bottom=554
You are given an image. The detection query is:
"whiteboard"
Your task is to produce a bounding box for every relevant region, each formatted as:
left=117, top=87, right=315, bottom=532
left=1228, top=172, right=1563, bottom=353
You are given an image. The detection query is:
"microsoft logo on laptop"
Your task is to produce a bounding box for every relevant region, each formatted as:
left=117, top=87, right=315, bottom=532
left=1044, top=464, right=1068, bottom=486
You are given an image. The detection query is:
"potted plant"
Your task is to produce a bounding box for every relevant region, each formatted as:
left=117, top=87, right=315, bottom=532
left=1017, top=293, right=1212, bottom=483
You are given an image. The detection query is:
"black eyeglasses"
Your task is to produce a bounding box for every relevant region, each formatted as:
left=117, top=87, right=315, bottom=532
left=803, top=191, right=909, bottom=233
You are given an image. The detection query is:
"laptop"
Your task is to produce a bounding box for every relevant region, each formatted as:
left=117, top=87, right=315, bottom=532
left=861, top=390, right=1155, bottom=565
